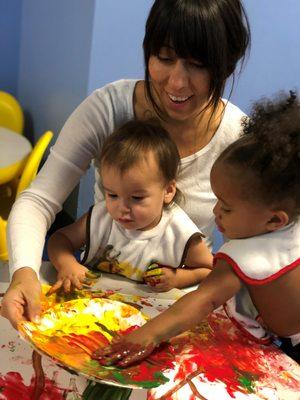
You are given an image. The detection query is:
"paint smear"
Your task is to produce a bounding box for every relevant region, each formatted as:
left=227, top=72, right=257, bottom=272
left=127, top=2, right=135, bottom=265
left=18, top=287, right=168, bottom=389
left=148, top=312, right=300, bottom=400
left=0, top=371, right=66, bottom=400
left=17, top=286, right=300, bottom=398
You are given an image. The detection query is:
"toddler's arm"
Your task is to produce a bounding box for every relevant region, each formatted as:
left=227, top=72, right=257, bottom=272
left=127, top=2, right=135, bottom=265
left=144, top=238, right=213, bottom=291
left=94, top=259, right=241, bottom=366
left=47, top=213, right=89, bottom=293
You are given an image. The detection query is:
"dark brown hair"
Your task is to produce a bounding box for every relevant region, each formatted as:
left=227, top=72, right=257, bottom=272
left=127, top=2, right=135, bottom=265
left=143, top=0, right=250, bottom=117
left=100, top=119, right=181, bottom=202
left=216, top=92, right=300, bottom=219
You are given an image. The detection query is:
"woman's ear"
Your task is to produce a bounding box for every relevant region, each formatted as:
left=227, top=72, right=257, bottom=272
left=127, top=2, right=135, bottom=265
left=266, top=210, right=289, bottom=232
left=164, top=180, right=177, bottom=204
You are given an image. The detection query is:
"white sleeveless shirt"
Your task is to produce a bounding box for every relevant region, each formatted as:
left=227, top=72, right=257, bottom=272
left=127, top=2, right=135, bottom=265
left=214, top=221, right=300, bottom=345
left=82, top=202, right=203, bottom=282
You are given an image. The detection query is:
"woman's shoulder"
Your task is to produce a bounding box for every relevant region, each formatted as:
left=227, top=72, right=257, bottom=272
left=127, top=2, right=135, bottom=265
left=93, top=79, right=139, bottom=102
left=214, top=99, right=247, bottom=144
left=221, top=100, right=246, bottom=128
left=59, top=79, right=139, bottom=143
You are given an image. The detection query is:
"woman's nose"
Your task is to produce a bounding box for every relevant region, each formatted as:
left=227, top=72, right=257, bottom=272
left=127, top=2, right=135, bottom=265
left=168, top=60, right=189, bottom=91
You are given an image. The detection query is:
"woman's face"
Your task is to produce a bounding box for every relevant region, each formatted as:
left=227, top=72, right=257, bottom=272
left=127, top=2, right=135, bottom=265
left=148, top=46, right=211, bottom=123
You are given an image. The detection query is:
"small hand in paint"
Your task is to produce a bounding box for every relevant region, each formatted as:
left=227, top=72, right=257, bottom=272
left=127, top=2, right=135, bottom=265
left=92, top=329, right=156, bottom=367
left=48, top=262, right=93, bottom=294
left=144, top=266, right=178, bottom=292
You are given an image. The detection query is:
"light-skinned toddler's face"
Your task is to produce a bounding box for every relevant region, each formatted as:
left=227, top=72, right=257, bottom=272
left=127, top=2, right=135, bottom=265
left=101, top=152, right=176, bottom=231
left=210, top=162, right=278, bottom=240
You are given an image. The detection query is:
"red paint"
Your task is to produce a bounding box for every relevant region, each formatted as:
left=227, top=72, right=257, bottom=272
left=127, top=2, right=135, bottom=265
left=130, top=363, right=157, bottom=382
left=67, top=332, right=109, bottom=355
left=149, top=312, right=300, bottom=399
left=0, top=371, right=66, bottom=400
left=140, top=299, right=153, bottom=307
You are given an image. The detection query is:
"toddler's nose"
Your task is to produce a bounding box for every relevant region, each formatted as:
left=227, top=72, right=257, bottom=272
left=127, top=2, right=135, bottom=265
left=213, top=201, right=220, bottom=216
left=119, top=199, right=130, bottom=213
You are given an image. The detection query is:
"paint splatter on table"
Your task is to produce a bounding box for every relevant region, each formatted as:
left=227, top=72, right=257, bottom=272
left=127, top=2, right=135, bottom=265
left=16, top=285, right=300, bottom=399
left=148, top=312, right=300, bottom=400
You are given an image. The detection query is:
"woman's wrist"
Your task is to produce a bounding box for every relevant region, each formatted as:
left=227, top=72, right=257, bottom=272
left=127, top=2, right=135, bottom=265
left=12, top=267, right=38, bottom=282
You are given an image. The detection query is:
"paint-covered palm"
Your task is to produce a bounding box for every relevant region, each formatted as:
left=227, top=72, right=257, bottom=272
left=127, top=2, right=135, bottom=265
left=92, top=330, right=156, bottom=367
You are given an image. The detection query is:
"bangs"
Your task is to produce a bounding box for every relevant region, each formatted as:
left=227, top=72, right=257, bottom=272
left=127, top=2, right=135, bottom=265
left=147, top=1, right=227, bottom=70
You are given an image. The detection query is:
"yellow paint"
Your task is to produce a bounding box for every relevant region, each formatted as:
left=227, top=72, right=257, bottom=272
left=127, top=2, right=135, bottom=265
left=144, top=268, right=162, bottom=278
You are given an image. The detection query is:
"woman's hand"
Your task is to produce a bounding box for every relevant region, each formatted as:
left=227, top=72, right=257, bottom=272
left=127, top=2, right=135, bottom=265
left=1, top=267, right=42, bottom=329
left=48, top=262, right=90, bottom=294
left=92, top=328, right=156, bottom=367
left=144, top=266, right=178, bottom=292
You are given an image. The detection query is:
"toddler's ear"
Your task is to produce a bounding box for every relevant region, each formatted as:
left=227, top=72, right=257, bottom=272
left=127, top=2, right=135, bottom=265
left=267, top=210, right=289, bottom=232
left=164, top=180, right=177, bottom=204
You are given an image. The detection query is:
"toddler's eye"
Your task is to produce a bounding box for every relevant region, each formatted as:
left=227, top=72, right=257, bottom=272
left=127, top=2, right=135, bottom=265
left=107, top=193, right=118, bottom=199
left=221, top=206, right=231, bottom=213
left=132, top=196, right=144, bottom=201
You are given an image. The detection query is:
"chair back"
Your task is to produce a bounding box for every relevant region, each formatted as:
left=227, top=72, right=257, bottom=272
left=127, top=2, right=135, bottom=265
left=0, top=217, right=8, bottom=261
left=16, top=131, right=53, bottom=196
left=0, top=91, right=24, bottom=134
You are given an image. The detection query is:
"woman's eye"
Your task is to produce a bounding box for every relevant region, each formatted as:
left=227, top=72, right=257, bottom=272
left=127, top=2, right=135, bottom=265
left=157, top=54, right=173, bottom=63
left=189, top=61, right=205, bottom=69
left=107, top=193, right=118, bottom=199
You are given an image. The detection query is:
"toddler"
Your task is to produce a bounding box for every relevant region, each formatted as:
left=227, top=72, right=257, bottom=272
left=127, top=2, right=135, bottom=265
left=48, top=119, right=213, bottom=294
left=93, top=92, right=300, bottom=365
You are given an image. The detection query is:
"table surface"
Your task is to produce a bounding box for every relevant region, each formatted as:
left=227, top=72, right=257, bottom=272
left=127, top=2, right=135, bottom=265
left=0, top=261, right=299, bottom=400
left=0, top=127, right=32, bottom=168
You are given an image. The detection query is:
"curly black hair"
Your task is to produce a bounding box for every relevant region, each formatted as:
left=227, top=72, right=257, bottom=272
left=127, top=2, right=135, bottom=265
left=216, top=91, right=300, bottom=219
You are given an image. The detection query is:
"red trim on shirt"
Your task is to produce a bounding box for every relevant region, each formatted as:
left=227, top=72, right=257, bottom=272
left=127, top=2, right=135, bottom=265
left=214, top=252, right=300, bottom=286
left=223, top=304, right=272, bottom=345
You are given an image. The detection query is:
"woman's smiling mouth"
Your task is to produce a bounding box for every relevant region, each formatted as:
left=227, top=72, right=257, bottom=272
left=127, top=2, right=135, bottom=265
left=167, top=92, right=193, bottom=103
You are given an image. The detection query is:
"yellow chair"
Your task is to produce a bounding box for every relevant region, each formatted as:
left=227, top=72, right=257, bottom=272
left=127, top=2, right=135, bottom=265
left=0, top=91, right=24, bottom=134
left=0, top=131, right=53, bottom=260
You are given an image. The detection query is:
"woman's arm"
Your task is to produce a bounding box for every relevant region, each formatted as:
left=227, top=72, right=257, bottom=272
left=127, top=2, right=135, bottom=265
left=3, top=88, right=114, bottom=327
left=7, top=90, right=106, bottom=276
left=93, top=259, right=242, bottom=366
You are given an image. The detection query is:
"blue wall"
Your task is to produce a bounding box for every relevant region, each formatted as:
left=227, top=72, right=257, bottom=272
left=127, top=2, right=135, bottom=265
left=18, top=0, right=95, bottom=141
left=0, top=0, right=22, bottom=95
left=17, top=0, right=96, bottom=216
left=227, top=0, right=300, bottom=113
left=88, top=0, right=150, bottom=91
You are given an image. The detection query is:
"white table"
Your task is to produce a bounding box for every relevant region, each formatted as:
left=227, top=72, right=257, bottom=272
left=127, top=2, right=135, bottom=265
left=0, top=127, right=32, bottom=185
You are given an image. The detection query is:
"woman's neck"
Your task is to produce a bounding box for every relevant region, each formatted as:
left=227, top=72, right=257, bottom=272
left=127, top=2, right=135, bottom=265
left=134, top=81, right=224, bottom=158
left=162, top=103, right=224, bottom=158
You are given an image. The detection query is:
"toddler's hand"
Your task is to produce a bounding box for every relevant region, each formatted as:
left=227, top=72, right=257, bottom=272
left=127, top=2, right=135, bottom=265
left=48, top=263, right=90, bottom=295
left=92, top=329, right=156, bottom=367
left=144, top=266, right=178, bottom=292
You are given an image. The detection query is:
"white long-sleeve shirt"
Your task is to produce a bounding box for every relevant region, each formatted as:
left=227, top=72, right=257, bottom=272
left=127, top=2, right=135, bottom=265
left=8, top=79, right=245, bottom=276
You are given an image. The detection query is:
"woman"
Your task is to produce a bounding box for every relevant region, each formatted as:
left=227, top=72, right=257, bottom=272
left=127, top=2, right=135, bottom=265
left=2, top=0, right=250, bottom=327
